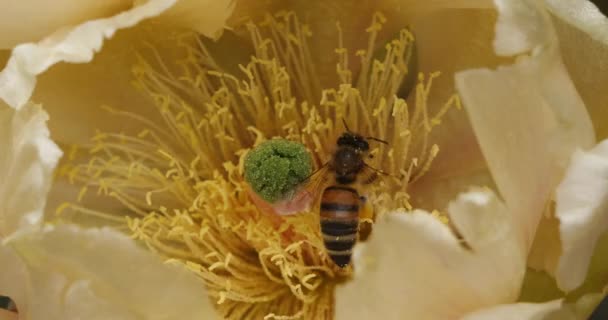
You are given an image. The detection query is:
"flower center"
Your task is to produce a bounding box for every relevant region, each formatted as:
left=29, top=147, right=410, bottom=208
left=56, top=12, right=459, bottom=319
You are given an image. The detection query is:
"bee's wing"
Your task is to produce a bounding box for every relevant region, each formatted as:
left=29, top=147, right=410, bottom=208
left=271, top=162, right=331, bottom=216
left=297, top=161, right=332, bottom=201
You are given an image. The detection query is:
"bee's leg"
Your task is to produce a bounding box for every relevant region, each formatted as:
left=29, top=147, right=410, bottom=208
left=362, top=171, right=378, bottom=185
left=364, top=163, right=405, bottom=180
left=358, top=198, right=374, bottom=241
left=359, top=197, right=373, bottom=221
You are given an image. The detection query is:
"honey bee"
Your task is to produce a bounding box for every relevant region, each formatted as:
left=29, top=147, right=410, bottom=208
left=305, top=122, right=391, bottom=268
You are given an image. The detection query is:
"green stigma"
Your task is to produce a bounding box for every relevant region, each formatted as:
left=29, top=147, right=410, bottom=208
left=244, top=139, right=313, bottom=203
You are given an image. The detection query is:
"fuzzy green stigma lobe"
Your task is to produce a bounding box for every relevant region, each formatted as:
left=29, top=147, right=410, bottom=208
left=244, top=139, right=313, bottom=203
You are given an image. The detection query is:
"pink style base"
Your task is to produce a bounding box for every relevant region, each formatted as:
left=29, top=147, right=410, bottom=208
left=247, top=186, right=314, bottom=217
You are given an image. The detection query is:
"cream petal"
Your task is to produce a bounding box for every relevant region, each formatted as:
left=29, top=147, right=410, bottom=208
left=493, top=0, right=553, bottom=56
left=462, top=292, right=603, bottom=320
left=555, top=139, right=608, bottom=292
left=2, top=224, right=218, bottom=320
left=544, top=1, right=608, bottom=139
left=335, top=188, right=525, bottom=320
left=460, top=300, right=562, bottom=320
left=455, top=15, right=595, bottom=248
left=544, top=0, right=608, bottom=45
left=0, top=1, right=131, bottom=49
left=0, top=102, right=62, bottom=238
left=0, top=0, right=233, bottom=111
left=1, top=1, right=232, bottom=146
left=0, top=0, right=180, bottom=109
left=155, top=0, right=235, bottom=39
left=446, top=188, right=526, bottom=300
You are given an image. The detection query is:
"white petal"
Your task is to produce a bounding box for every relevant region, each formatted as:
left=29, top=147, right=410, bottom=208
left=0, top=102, right=62, bottom=238
left=462, top=291, right=603, bottom=320
left=157, top=0, right=235, bottom=38
left=455, top=18, right=595, bottom=248
left=335, top=189, right=525, bottom=320
left=461, top=300, right=562, bottom=320
left=0, top=1, right=130, bottom=49
left=555, top=139, right=608, bottom=291
left=493, top=0, right=553, bottom=55
left=544, top=0, right=608, bottom=45
left=546, top=0, right=608, bottom=139
left=0, top=0, right=233, bottom=110
left=447, top=188, right=526, bottom=301
left=0, top=0, right=178, bottom=109
left=2, top=224, right=218, bottom=320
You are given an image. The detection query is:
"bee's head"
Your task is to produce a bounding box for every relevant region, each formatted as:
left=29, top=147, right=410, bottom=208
left=337, top=132, right=369, bottom=151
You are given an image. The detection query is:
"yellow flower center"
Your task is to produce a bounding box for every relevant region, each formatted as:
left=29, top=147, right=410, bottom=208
left=56, top=12, right=459, bottom=319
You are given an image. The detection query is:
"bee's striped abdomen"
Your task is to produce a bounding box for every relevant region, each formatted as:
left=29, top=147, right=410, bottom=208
left=320, top=186, right=360, bottom=267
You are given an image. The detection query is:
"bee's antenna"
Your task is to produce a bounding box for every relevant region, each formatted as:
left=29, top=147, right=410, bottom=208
left=366, top=136, right=389, bottom=145
left=342, top=119, right=352, bottom=133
